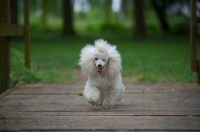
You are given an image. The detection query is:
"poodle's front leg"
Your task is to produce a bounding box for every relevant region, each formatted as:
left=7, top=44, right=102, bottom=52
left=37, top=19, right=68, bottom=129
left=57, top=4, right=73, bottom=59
left=102, top=88, right=119, bottom=109
left=83, top=82, right=100, bottom=106
left=99, top=89, right=105, bottom=106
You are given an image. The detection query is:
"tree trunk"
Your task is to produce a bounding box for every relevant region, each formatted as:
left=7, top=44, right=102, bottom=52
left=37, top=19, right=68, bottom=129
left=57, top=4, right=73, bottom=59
left=62, top=0, right=75, bottom=36
left=10, top=0, right=18, bottom=24
left=0, top=0, right=11, bottom=93
left=105, top=0, right=112, bottom=22
left=121, top=0, right=128, bottom=18
left=152, top=0, right=169, bottom=32
left=133, top=0, right=146, bottom=36
left=41, top=0, right=47, bottom=25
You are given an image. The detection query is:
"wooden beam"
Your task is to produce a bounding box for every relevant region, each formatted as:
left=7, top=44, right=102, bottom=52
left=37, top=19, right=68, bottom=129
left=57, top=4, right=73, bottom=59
left=0, top=24, right=23, bottom=36
left=0, top=0, right=11, bottom=94
left=190, top=0, right=197, bottom=72
left=197, top=23, right=200, bottom=34
left=24, top=0, right=31, bottom=69
left=197, top=60, right=200, bottom=84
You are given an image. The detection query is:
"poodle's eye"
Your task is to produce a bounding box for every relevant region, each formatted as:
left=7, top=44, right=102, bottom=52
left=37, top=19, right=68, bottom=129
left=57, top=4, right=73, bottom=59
left=95, top=58, right=98, bottom=60
left=102, top=59, right=106, bottom=61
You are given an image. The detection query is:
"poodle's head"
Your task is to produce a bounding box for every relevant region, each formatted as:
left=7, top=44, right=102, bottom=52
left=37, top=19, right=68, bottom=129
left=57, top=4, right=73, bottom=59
left=78, top=39, right=122, bottom=78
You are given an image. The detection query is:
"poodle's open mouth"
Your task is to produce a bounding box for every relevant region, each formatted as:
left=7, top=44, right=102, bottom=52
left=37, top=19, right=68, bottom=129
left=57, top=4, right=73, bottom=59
left=97, top=66, right=104, bottom=73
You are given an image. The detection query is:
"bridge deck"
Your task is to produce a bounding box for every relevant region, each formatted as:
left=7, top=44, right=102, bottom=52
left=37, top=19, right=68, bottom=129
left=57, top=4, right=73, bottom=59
left=0, top=83, right=200, bottom=131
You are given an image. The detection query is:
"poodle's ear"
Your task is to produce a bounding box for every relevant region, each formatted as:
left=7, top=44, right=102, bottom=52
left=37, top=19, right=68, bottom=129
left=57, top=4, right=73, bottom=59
left=107, top=46, right=122, bottom=78
left=78, top=45, right=96, bottom=76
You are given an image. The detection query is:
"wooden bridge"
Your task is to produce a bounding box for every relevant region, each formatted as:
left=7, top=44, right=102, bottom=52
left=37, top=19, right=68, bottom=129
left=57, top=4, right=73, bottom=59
left=0, top=83, right=200, bottom=131
left=0, top=0, right=200, bottom=131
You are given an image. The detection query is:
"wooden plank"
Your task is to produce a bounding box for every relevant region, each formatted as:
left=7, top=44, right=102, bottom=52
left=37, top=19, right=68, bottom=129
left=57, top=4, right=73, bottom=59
left=10, top=83, right=199, bottom=95
left=11, top=89, right=142, bottom=95
left=24, top=0, right=31, bottom=69
left=197, top=23, right=200, bottom=34
left=10, top=89, right=199, bottom=95
left=0, top=94, right=199, bottom=112
left=1, top=110, right=200, bottom=117
left=17, top=131, right=195, bottom=132
left=0, top=84, right=200, bottom=131
left=190, top=0, right=197, bottom=72
left=0, top=37, right=11, bottom=94
left=0, top=24, right=23, bottom=36
left=0, top=0, right=11, bottom=94
left=0, top=116, right=200, bottom=131
left=17, top=83, right=200, bottom=90
left=0, top=131, right=183, bottom=132
left=0, top=88, right=14, bottom=99
left=197, top=60, right=200, bottom=84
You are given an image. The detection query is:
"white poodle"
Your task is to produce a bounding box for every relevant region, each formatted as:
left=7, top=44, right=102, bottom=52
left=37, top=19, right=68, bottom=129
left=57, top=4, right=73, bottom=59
left=78, top=39, right=125, bottom=108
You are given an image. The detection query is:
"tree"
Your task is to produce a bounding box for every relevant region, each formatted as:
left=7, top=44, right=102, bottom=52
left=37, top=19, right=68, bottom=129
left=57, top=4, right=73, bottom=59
left=62, top=0, right=75, bottom=36
left=133, top=0, right=146, bottom=36
left=121, top=0, right=128, bottom=18
left=40, top=0, right=59, bottom=25
left=152, top=0, right=169, bottom=32
left=41, top=0, right=47, bottom=25
left=105, top=0, right=112, bottom=22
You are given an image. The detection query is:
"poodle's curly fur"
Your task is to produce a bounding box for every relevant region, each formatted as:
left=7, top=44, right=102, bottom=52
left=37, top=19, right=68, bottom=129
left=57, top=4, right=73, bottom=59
left=78, top=39, right=125, bottom=108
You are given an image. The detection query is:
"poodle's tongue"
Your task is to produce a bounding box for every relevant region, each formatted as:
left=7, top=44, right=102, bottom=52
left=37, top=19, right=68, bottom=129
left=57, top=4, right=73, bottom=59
left=97, top=68, right=103, bottom=73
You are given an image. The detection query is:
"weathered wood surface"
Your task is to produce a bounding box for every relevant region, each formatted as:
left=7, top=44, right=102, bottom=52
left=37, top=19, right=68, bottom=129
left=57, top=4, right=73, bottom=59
left=0, top=24, right=24, bottom=36
left=0, top=83, right=200, bottom=131
left=198, top=60, right=200, bottom=84
left=23, top=0, right=31, bottom=69
left=0, top=0, right=11, bottom=94
left=197, top=23, right=200, bottom=34
left=190, top=0, right=197, bottom=72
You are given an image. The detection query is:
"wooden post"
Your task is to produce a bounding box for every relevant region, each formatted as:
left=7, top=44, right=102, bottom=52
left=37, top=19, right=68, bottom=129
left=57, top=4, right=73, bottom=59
left=24, top=0, right=31, bottom=69
left=0, top=0, right=11, bottom=93
left=190, top=0, right=197, bottom=72
left=197, top=60, right=200, bottom=84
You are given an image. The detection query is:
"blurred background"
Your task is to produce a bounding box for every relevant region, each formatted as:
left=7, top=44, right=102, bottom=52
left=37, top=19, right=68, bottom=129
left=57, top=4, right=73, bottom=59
left=11, top=0, right=200, bottom=36
left=11, top=0, right=200, bottom=86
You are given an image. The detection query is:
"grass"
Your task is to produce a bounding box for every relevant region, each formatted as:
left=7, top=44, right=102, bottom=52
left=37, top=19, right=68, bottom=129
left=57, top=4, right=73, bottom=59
left=177, top=87, right=200, bottom=106
left=11, top=35, right=200, bottom=84
left=118, top=39, right=197, bottom=83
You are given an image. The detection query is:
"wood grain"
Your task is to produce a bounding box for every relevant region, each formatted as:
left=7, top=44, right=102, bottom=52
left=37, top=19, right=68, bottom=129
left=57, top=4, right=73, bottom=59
left=0, top=24, right=23, bottom=36
left=0, top=116, right=200, bottom=131
left=0, top=0, right=11, bottom=94
left=0, top=84, right=200, bottom=131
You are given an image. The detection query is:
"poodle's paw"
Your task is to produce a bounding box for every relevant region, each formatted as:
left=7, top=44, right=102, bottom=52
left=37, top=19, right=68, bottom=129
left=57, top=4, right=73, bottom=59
left=88, top=97, right=99, bottom=106
left=99, top=102, right=103, bottom=106
left=84, top=89, right=100, bottom=107
left=118, top=94, right=123, bottom=101
left=102, top=99, right=115, bottom=109
left=118, top=96, right=122, bottom=101
left=99, top=98, right=104, bottom=106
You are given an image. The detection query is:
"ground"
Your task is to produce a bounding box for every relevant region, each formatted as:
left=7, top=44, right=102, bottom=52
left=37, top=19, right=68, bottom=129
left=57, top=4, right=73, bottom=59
left=0, top=80, right=200, bottom=131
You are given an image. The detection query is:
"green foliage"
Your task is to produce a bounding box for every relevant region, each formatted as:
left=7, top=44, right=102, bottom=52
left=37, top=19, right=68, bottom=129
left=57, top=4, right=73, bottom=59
left=177, top=87, right=200, bottom=106
left=17, top=0, right=192, bottom=36
left=11, top=48, right=74, bottom=87
left=99, top=22, right=130, bottom=35
left=12, top=0, right=198, bottom=85
left=11, top=48, right=41, bottom=87
left=138, top=74, right=158, bottom=83
left=169, top=16, right=189, bottom=35
left=12, top=37, right=199, bottom=84
left=119, top=40, right=198, bottom=83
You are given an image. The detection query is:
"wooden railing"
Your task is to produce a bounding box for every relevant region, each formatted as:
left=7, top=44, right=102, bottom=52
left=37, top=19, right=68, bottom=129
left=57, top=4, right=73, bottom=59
left=0, top=0, right=30, bottom=94
left=190, top=0, right=200, bottom=84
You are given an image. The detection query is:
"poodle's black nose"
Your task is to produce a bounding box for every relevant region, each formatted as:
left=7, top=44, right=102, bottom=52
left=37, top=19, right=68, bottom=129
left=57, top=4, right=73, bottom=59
left=98, top=64, right=102, bottom=68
